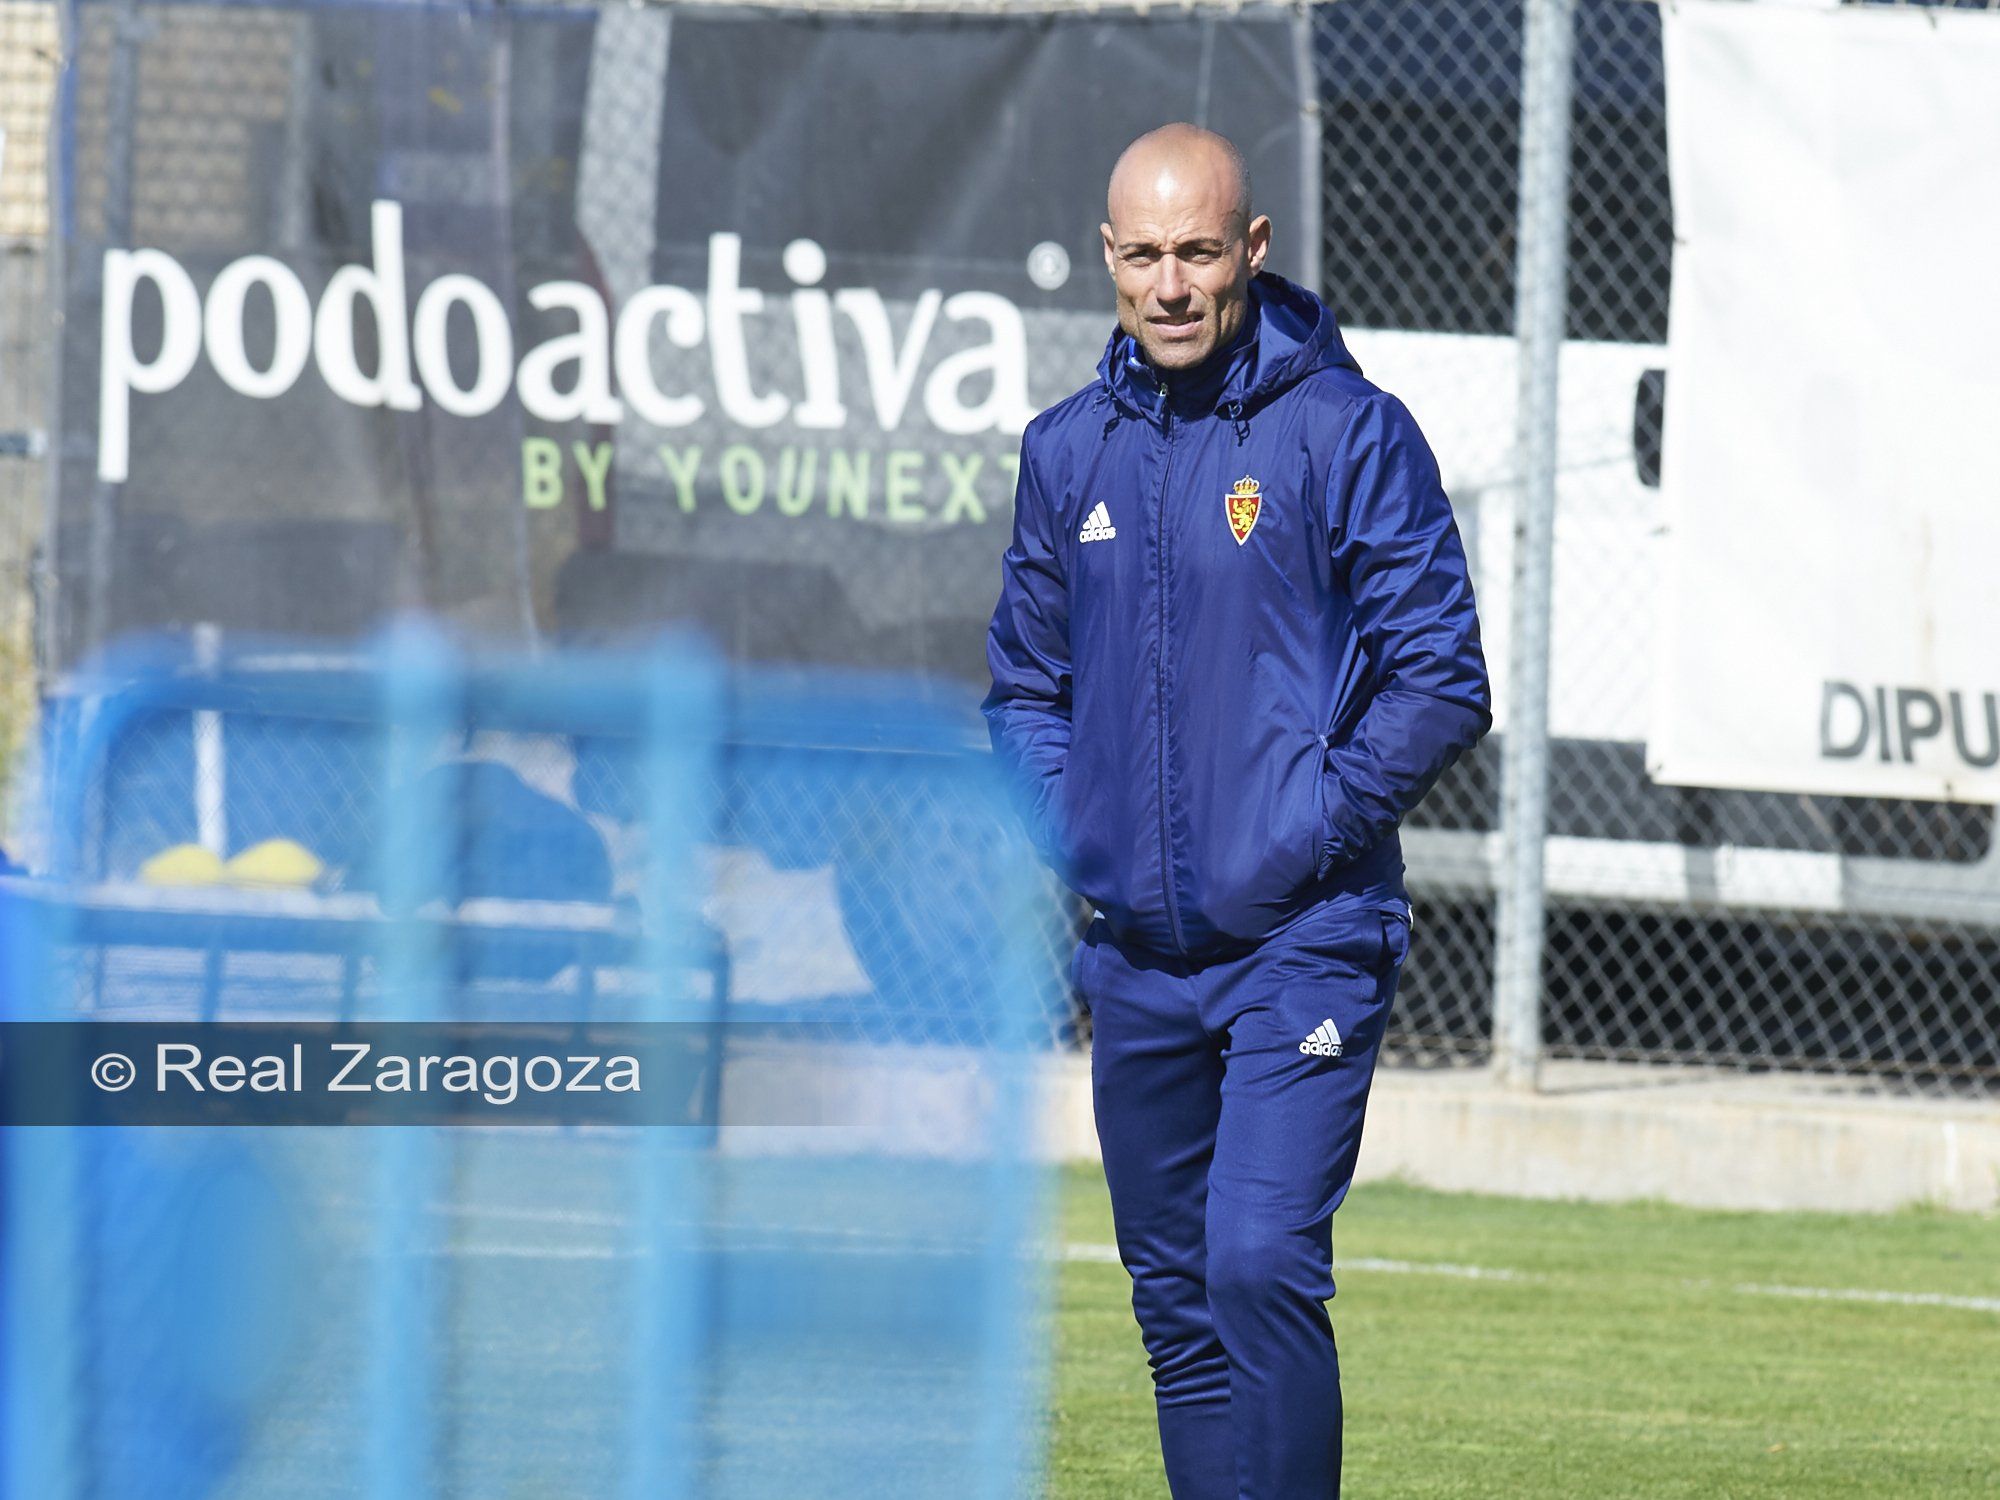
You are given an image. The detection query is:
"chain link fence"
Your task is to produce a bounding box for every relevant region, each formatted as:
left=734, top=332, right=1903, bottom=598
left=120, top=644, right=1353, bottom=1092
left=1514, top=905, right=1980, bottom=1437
left=5, top=642, right=1057, bottom=1499
left=1, top=0, right=1995, bottom=1089
left=1526, top=0, right=2000, bottom=1093
left=35, top=640, right=1075, bottom=1050
left=0, top=0, right=55, bottom=797
left=1314, top=0, right=2000, bottom=1093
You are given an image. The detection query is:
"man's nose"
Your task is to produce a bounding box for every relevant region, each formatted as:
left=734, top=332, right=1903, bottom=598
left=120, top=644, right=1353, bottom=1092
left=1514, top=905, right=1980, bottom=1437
left=1155, top=255, right=1188, bottom=303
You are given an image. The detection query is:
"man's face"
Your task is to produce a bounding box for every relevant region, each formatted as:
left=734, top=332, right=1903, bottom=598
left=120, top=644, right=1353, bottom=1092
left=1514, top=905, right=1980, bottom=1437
left=1101, top=164, right=1271, bottom=374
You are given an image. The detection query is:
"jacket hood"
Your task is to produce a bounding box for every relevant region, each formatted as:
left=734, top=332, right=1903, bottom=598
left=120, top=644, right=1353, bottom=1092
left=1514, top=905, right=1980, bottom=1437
left=1094, top=271, right=1361, bottom=429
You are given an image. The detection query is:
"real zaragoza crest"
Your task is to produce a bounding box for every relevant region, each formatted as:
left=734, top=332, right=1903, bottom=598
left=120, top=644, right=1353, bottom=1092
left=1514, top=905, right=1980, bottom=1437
left=1225, top=476, right=1262, bottom=545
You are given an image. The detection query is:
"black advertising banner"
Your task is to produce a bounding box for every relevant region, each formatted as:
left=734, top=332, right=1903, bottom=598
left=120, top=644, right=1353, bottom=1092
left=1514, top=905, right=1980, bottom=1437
left=54, top=0, right=1307, bottom=689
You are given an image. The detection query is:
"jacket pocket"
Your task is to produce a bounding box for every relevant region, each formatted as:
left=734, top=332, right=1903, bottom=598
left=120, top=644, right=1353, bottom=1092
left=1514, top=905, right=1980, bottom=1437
left=1041, top=765, right=1072, bottom=866
left=1313, top=732, right=1335, bottom=882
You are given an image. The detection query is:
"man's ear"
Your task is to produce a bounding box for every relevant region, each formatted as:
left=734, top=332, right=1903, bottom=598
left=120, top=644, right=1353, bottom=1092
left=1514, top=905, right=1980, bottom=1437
left=1101, top=222, right=1117, bottom=275
left=1245, top=215, right=1272, bottom=276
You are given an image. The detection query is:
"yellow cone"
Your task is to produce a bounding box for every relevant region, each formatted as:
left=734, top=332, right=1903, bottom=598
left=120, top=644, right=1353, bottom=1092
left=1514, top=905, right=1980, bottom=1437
left=223, top=838, right=325, bottom=889
left=139, top=843, right=225, bottom=887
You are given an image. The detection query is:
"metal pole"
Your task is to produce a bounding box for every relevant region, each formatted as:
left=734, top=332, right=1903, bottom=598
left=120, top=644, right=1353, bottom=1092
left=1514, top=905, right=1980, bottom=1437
left=1493, top=0, right=1576, bottom=1091
left=368, top=626, right=456, bottom=1500
left=1291, top=1, right=1323, bottom=298
left=83, top=0, right=142, bottom=666
left=34, top=0, right=75, bottom=694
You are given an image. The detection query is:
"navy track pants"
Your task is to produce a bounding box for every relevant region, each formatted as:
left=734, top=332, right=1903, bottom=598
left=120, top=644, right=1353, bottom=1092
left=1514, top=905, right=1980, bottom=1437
left=1078, top=898, right=1409, bottom=1500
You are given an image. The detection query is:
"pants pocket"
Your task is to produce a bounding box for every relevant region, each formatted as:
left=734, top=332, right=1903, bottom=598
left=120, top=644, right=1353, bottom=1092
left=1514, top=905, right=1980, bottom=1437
left=1069, top=918, right=1103, bottom=1010
left=1378, top=907, right=1411, bottom=971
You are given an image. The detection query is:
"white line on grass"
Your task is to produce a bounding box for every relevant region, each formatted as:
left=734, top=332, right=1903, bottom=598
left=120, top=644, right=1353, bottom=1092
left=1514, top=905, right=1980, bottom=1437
left=1062, top=1243, right=1534, bottom=1282
left=1061, top=1242, right=1123, bottom=1265
left=1732, top=1282, right=2000, bottom=1315
left=1064, top=1245, right=2000, bottom=1314
left=398, top=1230, right=2000, bottom=1317
left=1344, top=1256, right=1536, bottom=1282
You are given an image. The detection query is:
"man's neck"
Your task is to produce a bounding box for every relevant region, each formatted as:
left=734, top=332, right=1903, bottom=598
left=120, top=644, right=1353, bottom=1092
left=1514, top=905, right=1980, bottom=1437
left=1147, top=311, right=1257, bottom=395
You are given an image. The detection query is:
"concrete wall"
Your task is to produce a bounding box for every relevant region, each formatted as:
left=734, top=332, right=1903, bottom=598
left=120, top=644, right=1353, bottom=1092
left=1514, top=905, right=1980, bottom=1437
left=1040, top=1055, right=2000, bottom=1214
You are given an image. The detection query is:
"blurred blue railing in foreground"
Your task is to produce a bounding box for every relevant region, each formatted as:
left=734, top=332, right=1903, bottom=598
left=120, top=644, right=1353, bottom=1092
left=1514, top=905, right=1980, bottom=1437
left=1, top=631, right=1056, bottom=1500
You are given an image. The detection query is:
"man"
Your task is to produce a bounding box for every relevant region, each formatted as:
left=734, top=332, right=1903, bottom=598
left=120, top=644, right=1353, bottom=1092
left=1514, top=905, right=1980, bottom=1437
left=982, top=125, right=1490, bottom=1498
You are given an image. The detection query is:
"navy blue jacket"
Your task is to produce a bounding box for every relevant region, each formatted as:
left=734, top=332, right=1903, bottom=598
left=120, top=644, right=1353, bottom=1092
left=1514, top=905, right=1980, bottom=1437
left=982, top=272, right=1490, bottom=960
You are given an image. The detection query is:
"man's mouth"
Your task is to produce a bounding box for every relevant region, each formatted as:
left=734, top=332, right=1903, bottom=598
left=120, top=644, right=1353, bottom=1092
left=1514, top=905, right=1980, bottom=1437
left=1150, top=313, right=1203, bottom=340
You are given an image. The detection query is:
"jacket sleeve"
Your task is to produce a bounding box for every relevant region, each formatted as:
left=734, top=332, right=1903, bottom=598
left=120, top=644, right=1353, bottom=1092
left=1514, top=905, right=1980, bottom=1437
left=1322, top=394, right=1492, bottom=871
left=981, top=430, right=1073, bottom=864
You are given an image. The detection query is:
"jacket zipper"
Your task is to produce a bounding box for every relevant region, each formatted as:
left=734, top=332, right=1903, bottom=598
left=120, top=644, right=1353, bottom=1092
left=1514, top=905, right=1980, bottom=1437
left=1155, top=394, right=1187, bottom=955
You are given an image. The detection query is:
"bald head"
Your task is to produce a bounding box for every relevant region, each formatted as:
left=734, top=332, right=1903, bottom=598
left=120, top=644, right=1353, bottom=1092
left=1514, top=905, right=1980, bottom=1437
left=1101, top=125, right=1271, bottom=373
left=1107, top=124, right=1253, bottom=237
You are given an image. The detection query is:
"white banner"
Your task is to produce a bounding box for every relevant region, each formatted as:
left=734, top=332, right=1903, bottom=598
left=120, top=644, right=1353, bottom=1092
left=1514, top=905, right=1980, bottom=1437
left=1651, top=1, right=2000, bottom=804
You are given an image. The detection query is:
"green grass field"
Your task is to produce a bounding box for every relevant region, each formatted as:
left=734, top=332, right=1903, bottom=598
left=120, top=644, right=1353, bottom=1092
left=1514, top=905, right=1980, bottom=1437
left=1049, top=1166, right=2000, bottom=1499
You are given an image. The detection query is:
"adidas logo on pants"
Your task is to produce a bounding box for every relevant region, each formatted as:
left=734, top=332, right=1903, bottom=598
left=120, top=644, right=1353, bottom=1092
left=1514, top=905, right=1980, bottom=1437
left=1299, top=1019, right=1344, bottom=1058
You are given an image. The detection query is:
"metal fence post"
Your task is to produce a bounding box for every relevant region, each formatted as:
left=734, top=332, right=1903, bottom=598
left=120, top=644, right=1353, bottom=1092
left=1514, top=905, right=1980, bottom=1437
left=1493, top=0, right=1576, bottom=1090
left=1291, top=1, right=1322, bottom=299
